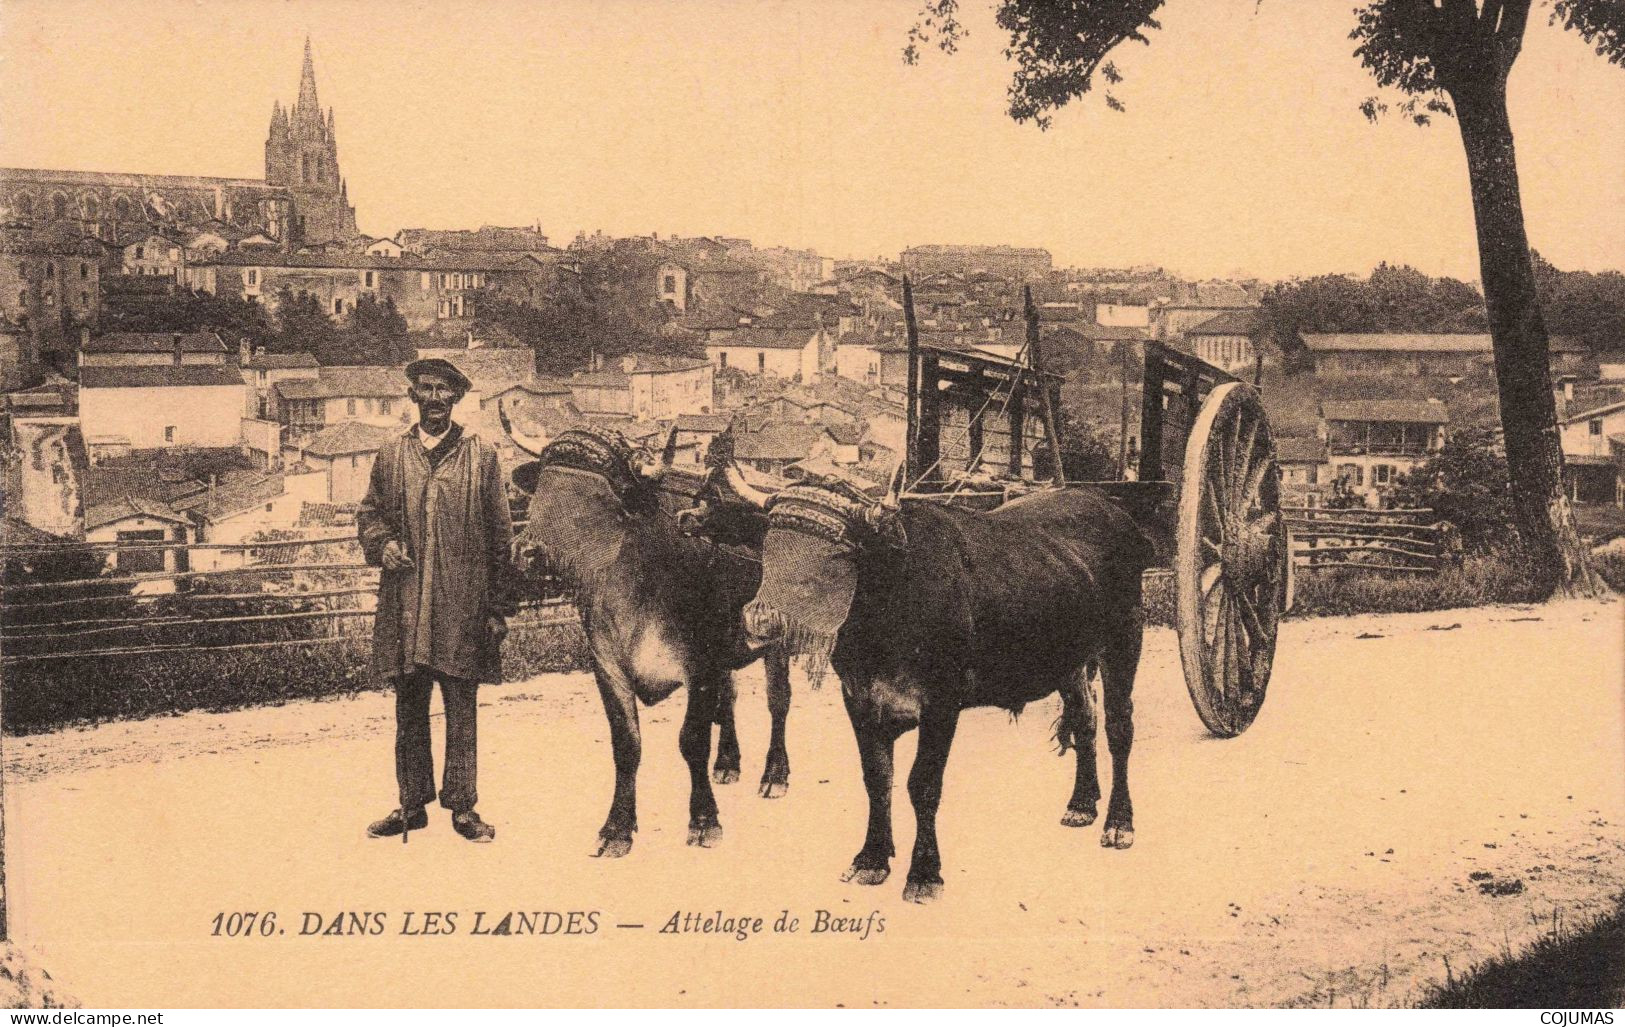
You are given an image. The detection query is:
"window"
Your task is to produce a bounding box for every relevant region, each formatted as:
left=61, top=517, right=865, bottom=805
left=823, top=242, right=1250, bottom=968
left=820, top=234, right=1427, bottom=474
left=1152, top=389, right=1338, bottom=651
left=380, top=398, right=392, bottom=415
left=758, top=353, right=766, bottom=373
left=164, top=426, right=176, bottom=443
left=439, top=273, right=450, bottom=289
left=79, top=290, right=88, bottom=306
left=113, top=196, right=130, bottom=219
left=1374, top=464, right=1393, bottom=486
left=83, top=195, right=98, bottom=220
left=44, top=263, right=54, bottom=280
left=43, top=292, right=53, bottom=307
left=79, top=263, right=88, bottom=279
left=1337, top=463, right=1363, bottom=486
left=420, top=272, right=431, bottom=290
left=1590, top=419, right=1603, bottom=436
left=364, top=271, right=375, bottom=288
left=247, top=269, right=258, bottom=286
left=51, top=194, right=67, bottom=219
left=347, top=398, right=357, bottom=416
left=663, top=274, right=677, bottom=294
left=333, top=297, right=344, bottom=315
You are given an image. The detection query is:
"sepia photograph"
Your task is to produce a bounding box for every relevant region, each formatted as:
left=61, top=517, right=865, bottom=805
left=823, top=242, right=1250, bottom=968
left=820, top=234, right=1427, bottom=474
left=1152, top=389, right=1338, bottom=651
left=0, top=0, right=1622, bottom=1012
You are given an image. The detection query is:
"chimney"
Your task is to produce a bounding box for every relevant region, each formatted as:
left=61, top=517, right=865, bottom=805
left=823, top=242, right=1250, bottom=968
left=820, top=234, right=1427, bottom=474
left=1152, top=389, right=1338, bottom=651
left=172, top=332, right=184, bottom=366
left=80, top=325, right=90, bottom=350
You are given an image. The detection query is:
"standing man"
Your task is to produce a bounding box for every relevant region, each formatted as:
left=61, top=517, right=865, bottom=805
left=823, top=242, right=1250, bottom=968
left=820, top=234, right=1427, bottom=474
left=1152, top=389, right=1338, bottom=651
left=358, top=357, right=516, bottom=843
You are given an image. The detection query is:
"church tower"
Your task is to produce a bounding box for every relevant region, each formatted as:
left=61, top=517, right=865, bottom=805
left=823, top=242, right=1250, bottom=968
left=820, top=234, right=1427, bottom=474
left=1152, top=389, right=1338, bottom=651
left=265, top=38, right=358, bottom=245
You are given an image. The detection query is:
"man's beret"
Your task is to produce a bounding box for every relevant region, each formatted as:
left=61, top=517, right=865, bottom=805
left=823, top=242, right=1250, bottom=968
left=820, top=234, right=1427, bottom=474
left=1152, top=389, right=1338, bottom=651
left=404, top=357, right=472, bottom=393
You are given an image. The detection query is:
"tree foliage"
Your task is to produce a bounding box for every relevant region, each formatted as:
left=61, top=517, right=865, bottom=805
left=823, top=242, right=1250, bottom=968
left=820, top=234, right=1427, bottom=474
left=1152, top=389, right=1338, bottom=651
left=99, top=287, right=276, bottom=347
left=1391, top=427, right=1519, bottom=553
left=1258, top=262, right=1490, bottom=364
left=1533, top=250, right=1625, bottom=352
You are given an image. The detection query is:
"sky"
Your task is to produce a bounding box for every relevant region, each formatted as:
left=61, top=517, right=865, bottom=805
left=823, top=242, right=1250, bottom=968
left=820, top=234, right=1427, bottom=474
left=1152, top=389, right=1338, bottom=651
left=0, top=0, right=1621, bottom=281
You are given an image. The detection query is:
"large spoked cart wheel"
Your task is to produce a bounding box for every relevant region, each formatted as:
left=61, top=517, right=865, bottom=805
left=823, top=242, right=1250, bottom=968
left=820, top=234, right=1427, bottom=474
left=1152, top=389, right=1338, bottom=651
left=1174, top=382, right=1292, bottom=737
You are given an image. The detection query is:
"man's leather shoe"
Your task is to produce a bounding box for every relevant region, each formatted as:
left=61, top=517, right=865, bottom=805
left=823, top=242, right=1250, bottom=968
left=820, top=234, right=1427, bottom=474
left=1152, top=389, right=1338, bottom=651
left=367, top=807, right=427, bottom=838
left=452, top=810, right=495, bottom=843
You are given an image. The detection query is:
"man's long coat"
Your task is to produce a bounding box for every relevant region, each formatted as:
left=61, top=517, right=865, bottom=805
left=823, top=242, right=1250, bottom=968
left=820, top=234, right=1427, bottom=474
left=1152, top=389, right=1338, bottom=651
left=357, top=426, right=516, bottom=684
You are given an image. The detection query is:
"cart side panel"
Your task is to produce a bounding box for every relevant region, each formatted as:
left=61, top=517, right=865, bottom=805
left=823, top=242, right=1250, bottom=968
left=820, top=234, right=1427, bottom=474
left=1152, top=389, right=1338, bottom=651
left=1137, top=342, right=1241, bottom=484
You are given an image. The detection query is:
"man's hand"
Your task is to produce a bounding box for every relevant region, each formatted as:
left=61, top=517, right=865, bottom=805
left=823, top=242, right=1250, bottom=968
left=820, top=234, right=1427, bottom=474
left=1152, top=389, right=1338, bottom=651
left=487, top=616, right=508, bottom=645
left=381, top=540, right=415, bottom=572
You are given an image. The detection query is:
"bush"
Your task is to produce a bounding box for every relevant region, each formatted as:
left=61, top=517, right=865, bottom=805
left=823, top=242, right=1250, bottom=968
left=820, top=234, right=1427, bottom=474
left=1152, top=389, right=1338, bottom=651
left=1391, top=428, right=1520, bottom=554
left=1593, top=549, right=1625, bottom=593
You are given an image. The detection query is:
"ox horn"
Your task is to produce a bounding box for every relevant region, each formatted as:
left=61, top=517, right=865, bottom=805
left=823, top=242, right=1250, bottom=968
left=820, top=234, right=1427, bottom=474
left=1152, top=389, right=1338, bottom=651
left=881, top=458, right=906, bottom=510
left=725, top=462, right=774, bottom=509
left=497, top=401, right=546, bottom=458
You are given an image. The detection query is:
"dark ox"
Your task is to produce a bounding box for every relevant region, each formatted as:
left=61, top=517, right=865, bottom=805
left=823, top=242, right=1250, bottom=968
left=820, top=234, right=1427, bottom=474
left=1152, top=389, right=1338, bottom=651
left=505, top=422, right=792, bottom=858
left=733, top=474, right=1153, bottom=902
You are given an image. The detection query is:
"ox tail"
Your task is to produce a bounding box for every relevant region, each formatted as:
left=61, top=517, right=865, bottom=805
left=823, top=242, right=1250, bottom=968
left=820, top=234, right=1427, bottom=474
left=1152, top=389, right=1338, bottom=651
left=1052, top=659, right=1099, bottom=757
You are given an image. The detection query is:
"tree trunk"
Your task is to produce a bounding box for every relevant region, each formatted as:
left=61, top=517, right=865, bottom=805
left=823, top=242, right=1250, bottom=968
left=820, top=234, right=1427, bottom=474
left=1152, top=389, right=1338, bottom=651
left=1448, top=77, right=1600, bottom=597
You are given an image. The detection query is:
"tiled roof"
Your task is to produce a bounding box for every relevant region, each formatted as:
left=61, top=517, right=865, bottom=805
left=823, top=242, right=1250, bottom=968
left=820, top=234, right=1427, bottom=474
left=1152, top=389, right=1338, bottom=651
left=1320, top=400, right=1450, bottom=424
left=1303, top=333, right=1588, bottom=354
left=293, top=421, right=400, bottom=457
left=296, top=502, right=359, bottom=528
left=1186, top=309, right=1261, bottom=335
left=274, top=365, right=407, bottom=400
left=82, top=331, right=226, bottom=354
left=734, top=422, right=832, bottom=461
left=675, top=413, right=732, bottom=432
left=1275, top=437, right=1328, bottom=463
left=707, top=329, right=818, bottom=351
left=170, top=474, right=287, bottom=522
left=244, top=351, right=319, bottom=370
left=194, top=250, right=532, bottom=272
left=84, top=495, right=189, bottom=530
left=80, top=365, right=245, bottom=389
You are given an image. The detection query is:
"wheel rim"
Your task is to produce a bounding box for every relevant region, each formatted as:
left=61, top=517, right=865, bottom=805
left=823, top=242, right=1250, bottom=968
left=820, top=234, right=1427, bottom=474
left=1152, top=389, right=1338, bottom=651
left=1175, top=382, right=1286, bottom=737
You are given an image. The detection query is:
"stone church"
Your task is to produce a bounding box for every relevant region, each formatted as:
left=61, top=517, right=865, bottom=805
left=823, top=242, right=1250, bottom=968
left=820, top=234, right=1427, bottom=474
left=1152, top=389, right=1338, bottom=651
left=0, top=39, right=359, bottom=249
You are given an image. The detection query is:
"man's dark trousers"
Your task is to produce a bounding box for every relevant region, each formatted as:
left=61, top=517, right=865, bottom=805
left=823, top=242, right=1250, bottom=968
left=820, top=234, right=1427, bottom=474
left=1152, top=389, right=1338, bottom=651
left=395, top=666, right=477, bottom=813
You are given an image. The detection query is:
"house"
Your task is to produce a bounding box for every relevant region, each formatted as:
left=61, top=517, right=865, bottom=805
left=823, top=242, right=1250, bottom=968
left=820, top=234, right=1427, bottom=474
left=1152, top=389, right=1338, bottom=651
left=671, top=412, right=732, bottom=467
left=362, top=237, right=405, bottom=258
left=78, top=331, right=228, bottom=368
left=120, top=233, right=185, bottom=278
left=172, top=468, right=329, bottom=570
left=707, top=327, right=832, bottom=382
left=733, top=422, right=837, bottom=476
left=1276, top=436, right=1328, bottom=506
left=1302, top=333, right=1591, bottom=377
left=1597, top=351, right=1625, bottom=383
left=238, top=344, right=319, bottom=418
left=79, top=364, right=249, bottom=457
left=835, top=335, right=887, bottom=385
left=181, top=251, right=542, bottom=334
left=272, top=365, right=411, bottom=431
left=3, top=416, right=84, bottom=536
left=1319, top=399, right=1449, bottom=507
left=1150, top=299, right=1258, bottom=341
left=83, top=497, right=195, bottom=578
left=1183, top=308, right=1262, bottom=373
left=480, top=379, right=573, bottom=416
left=565, top=353, right=714, bottom=421
left=281, top=420, right=400, bottom=503
left=656, top=262, right=689, bottom=311
left=1559, top=398, right=1625, bottom=505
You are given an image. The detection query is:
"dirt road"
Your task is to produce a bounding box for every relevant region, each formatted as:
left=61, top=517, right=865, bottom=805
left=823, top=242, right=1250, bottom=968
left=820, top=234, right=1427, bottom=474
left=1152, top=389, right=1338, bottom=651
left=6, top=599, right=1623, bottom=1007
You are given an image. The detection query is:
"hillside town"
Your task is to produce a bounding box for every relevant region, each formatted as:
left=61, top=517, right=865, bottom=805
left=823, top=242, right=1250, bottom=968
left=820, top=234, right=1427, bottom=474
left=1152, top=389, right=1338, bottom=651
left=3, top=40, right=1624, bottom=563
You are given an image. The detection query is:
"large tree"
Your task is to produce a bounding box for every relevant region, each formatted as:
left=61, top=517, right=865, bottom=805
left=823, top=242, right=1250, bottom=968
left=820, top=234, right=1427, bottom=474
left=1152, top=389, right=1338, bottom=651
left=905, top=0, right=1622, bottom=597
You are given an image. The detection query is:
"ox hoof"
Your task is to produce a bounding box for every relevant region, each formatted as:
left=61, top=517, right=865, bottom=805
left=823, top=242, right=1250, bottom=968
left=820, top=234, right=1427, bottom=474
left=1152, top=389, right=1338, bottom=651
left=758, top=778, right=788, bottom=799
left=841, top=865, right=890, bottom=886
left=1061, top=807, right=1098, bottom=828
left=1100, top=824, right=1135, bottom=850
left=594, top=835, right=633, bottom=859
left=712, top=767, right=741, bottom=786
left=687, top=822, right=724, bottom=848
left=902, top=880, right=943, bottom=904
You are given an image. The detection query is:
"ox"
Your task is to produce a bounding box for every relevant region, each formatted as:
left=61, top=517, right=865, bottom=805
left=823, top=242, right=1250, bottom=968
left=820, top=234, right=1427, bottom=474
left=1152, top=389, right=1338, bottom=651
left=504, top=421, right=792, bottom=857
left=730, top=473, right=1154, bottom=902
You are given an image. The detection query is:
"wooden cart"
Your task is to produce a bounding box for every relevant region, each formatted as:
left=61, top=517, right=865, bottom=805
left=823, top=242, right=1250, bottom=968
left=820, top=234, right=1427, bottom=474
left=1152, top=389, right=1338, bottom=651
left=896, top=286, right=1291, bottom=737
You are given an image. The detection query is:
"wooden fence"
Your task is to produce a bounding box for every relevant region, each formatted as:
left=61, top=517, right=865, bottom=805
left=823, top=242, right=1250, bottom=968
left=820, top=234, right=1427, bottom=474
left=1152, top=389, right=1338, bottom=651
left=1284, top=506, right=1462, bottom=575
left=0, top=522, right=578, bottom=667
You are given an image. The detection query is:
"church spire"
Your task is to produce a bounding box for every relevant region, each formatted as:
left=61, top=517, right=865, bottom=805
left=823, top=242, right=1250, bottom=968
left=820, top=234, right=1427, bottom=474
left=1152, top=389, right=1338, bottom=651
left=296, top=36, right=320, bottom=123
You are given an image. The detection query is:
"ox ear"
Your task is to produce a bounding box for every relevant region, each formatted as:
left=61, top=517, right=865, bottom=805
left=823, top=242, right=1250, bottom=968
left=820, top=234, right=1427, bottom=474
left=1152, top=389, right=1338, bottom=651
left=511, top=460, right=542, bottom=495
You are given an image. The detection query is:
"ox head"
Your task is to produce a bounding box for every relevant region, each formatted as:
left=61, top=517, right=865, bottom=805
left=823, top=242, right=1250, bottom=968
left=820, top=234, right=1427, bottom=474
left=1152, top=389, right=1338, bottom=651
left=734, top=462, right=906, bottom=669
left=503, top=405, right=677, bottom=588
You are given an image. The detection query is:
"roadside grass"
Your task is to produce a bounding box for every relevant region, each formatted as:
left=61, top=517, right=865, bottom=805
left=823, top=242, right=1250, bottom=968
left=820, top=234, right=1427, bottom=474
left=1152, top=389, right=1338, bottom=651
left=1141, top=553, right=1543, bottom=628
left=1416, top=894, right=1625, bottom=1008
